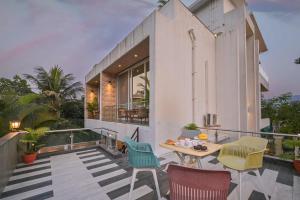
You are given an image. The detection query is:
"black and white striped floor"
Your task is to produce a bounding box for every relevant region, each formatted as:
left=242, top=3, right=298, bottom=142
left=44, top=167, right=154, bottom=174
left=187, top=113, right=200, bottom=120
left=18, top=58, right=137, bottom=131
left=1, top=148, right=299, bottom=200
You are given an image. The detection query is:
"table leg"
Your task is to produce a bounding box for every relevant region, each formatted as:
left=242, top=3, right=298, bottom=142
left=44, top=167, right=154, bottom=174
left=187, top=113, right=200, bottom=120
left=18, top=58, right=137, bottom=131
left=174, top=152, right=185, bottom=165
left=196, top=157, right=203, bottom=168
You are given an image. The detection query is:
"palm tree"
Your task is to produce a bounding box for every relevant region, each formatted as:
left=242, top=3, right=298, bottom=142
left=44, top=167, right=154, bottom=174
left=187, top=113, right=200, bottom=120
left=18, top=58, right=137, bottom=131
left=24, top=66, right=83, bottom=117
left=295, top=57, right=300, bottom=64
left=0, top=93, right=57, bottom=136
left=158, top=0, right=169, bottom=7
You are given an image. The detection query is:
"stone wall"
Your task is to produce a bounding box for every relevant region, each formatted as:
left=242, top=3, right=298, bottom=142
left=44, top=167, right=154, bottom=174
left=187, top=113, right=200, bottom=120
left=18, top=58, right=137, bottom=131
left=0, top=132, right=24, bottom=194
left=101, top=72, right=117, bottom=121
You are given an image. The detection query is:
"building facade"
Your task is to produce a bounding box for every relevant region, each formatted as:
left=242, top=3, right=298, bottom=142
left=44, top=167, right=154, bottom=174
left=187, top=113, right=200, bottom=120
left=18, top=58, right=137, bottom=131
left=84, top=0, right=269, bottom=155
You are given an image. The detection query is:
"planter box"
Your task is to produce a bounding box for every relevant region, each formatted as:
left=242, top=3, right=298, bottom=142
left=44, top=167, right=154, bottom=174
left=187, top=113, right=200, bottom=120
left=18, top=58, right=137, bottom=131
left=293, top=160, right=300, bottom=173
left=181, top=129, right=200, bottom=138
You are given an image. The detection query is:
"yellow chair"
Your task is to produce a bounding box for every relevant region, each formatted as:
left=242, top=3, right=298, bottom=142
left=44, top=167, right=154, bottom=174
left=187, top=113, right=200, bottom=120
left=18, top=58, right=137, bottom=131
left=217, top=136, right=269, bottom=200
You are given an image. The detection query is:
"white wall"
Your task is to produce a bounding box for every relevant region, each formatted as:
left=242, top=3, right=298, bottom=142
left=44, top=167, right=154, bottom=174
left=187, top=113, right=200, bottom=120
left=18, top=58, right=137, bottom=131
left=246, top=35, right=256, bottom=131
left=192, top=0, right=224, bottom=33
left=153, top=0, right=216, bottom=155
left=85, top=11, right=157, bottom=149
left=224, top=0, right=235, bottom=13
left=215, top=6, right=246, bottom=131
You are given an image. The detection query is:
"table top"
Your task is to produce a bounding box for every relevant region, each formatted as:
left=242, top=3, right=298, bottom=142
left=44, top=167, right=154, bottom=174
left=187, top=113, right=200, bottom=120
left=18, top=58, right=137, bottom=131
left=160, top=142, right=222, bottom=157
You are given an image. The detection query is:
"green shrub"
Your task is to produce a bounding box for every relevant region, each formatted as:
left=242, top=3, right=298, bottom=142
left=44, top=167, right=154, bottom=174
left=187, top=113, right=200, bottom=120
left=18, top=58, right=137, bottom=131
left=279, top=153, right=294, bottom=160
left=184, top=123, right=199, bottom=130
left=282, top=139, right=300, bottom=150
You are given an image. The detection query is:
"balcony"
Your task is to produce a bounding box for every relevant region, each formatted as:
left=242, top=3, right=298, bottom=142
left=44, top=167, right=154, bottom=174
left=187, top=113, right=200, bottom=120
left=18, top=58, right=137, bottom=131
left=0, top=128, right=299, bottom=200
left=259, top=64, right=269, bottom=92
left=102, top=102, right=149, bottom=126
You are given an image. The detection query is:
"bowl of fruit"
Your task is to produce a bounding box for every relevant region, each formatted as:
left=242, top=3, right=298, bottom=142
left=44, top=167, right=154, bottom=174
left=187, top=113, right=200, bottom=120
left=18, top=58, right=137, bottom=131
left=193, top=144, right=208, bottom=151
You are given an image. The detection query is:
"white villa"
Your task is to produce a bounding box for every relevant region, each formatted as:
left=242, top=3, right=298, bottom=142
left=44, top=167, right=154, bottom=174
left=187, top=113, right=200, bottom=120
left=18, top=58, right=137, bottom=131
left=84, top=0, right=269, bottom=155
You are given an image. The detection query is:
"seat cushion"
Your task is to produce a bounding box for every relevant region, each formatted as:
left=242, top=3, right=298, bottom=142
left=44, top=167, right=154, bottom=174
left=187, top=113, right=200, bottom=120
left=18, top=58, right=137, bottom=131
left=217, top=155, right=247, bottom=171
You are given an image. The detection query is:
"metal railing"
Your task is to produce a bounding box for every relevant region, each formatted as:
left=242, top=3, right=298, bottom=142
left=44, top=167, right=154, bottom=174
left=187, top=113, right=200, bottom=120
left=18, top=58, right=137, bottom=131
left=38, top=128, right=119, bottom=155
left=102, top=101, right=149, bottom=125
left=121, top=127, right=140, bottom=154
left=200, top=127, right=300, bottom=161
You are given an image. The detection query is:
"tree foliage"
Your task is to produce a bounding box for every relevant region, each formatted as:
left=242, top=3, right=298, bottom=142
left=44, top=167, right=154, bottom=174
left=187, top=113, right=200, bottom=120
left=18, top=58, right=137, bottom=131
left=24, top=66, right=83, bottom=117
left=0, top=75, right=32, bottom=95
left=0, top=92, right=57, bottom=136
left=61, top=97, right=84, bottom=120
left=0, top=66, right=84, bottom=137
left=262, top=93, right=300, bottom=134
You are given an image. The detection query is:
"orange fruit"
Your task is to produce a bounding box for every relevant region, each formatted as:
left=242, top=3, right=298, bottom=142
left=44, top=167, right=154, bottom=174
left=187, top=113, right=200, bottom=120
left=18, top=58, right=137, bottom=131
left=198, top=133, right=208, bottom=140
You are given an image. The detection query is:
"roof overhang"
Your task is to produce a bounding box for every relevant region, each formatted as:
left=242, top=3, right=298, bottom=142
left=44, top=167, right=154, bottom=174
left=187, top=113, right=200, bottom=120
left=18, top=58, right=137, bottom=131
left=189, top=0, right=245, bottom=13
left=250, top=13, right=268, bottom=53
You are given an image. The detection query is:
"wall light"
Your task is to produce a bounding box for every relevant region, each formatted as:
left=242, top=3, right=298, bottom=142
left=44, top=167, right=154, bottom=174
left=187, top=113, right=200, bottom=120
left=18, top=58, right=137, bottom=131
left=134, top=54, right=138, bottom=58
left=10, top=121, right=21, bottom=131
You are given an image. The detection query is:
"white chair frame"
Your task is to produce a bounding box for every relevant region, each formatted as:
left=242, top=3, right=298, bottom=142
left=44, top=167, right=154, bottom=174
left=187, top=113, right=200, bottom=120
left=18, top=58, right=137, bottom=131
left=129, top=168, right=161, bottom=200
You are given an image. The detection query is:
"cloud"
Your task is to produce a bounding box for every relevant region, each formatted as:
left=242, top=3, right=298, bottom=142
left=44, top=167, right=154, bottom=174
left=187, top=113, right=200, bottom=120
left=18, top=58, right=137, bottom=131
left=0, top=0, right=156, bottom=83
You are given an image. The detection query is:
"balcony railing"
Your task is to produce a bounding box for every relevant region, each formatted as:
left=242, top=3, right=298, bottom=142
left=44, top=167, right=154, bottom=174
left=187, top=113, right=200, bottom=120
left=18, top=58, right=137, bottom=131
left=201, top=127, right=300, bottom=161
left=259, top=64, right=269, bottom=82
left=102, top=101, right=149, bottom=125
left=37, top=128, right=119, bottom=156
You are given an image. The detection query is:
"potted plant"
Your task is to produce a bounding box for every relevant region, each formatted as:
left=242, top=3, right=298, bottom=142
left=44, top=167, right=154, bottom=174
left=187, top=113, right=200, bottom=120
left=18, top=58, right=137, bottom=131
left=282, top=139, right=300, bottom=173
left=181, top=123, right=200, bottom=138
left=293, top=142, right=300, bottom=173
left=19, top=127, right=49, bottom=164
left=87, top=97, right=99, bottom=118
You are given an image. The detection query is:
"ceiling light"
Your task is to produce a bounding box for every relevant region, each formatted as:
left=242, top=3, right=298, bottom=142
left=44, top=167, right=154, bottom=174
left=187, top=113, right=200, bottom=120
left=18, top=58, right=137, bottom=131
left=134, top=54, right=138, bottom=58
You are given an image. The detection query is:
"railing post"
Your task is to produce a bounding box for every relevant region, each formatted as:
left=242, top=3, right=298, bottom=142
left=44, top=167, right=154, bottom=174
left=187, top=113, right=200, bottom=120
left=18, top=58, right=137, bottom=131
left=70, top=131, right=74, bottom=150
left=215, top=129, right=218, bottom=143
left=274, top=135, right=284, bottom=156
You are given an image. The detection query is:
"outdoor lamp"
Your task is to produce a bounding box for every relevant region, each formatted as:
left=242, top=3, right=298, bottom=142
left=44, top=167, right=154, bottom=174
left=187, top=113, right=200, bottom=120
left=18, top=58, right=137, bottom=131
left=10, top=121, right=21, bottom=131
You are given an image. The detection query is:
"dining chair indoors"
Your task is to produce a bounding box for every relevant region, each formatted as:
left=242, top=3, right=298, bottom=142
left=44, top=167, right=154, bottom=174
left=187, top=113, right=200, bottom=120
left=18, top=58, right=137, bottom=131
left=217, top=136, right=269, bottom=199
left=167, top=164, right=231, bottom=200
left=124, top=137, right=161, bottom=200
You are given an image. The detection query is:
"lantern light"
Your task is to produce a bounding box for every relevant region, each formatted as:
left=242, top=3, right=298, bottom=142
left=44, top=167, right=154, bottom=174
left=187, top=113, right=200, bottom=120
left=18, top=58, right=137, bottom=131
left=10, top=121, right=21, bottom=131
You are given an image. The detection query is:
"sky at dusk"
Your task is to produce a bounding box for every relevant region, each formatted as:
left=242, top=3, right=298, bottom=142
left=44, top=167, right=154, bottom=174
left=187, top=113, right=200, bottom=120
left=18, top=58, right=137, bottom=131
left=0, top=0, right=299, bottom=98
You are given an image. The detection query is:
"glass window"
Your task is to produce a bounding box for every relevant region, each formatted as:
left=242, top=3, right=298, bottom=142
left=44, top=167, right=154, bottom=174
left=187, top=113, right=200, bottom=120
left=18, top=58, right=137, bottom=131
left=132, top=64, right=145, bottom=107
left=117, top=59, right=149, bottom=109
left=118, top=71, right=128, bottom=108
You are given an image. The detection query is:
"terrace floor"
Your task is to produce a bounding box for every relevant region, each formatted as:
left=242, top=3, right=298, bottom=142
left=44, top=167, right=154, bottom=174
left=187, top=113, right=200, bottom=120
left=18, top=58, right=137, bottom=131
left=0, top=147, right=299, bottom=200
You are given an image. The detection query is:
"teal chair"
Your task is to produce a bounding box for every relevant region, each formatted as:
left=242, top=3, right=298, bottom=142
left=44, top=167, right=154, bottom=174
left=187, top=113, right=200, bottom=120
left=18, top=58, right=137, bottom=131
left=124, top=137, right=161, bottom=200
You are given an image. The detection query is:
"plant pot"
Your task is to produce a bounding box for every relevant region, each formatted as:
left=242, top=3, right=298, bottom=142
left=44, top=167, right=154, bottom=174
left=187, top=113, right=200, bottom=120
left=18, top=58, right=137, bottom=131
left=181, top=129, right=200, bottom=139
left=293, top=160, right=300, bottom=173
left=22, top=152, right=37, bottom=164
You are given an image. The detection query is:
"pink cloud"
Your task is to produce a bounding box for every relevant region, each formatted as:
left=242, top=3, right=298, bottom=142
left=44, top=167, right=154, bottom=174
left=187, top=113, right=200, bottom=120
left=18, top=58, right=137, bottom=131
left=0, top=32, right=60, bottom=64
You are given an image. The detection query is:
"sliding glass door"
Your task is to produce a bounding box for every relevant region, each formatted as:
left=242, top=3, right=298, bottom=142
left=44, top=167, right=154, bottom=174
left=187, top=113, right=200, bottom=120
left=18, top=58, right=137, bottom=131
left=117, top=71, right=129, bottom=109
left=117, top=59, right=149, bottom=110
left=132, top=63, right=145, bottom=107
